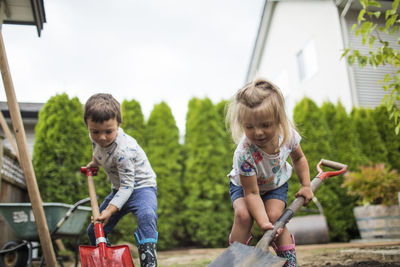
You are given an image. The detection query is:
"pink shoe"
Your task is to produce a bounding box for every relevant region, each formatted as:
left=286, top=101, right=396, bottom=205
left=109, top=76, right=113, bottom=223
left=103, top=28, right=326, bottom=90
left=272, top=234, right=297, bottom=267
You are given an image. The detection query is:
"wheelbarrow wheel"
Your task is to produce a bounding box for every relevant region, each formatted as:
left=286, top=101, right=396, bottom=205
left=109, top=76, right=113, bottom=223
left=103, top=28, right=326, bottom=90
left=0, top=241, right=28, bottom=267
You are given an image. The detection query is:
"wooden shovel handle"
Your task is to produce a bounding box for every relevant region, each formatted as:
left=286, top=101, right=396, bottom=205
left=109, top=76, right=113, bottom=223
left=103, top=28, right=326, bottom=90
left=80, top=167, right=100, bottom=220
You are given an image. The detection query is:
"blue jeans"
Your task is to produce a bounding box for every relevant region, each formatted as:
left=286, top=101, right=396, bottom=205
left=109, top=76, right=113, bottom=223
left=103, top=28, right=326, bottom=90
left=87, top=186, right=158, bottom=246
left=229, top=182, right=288, bottom=206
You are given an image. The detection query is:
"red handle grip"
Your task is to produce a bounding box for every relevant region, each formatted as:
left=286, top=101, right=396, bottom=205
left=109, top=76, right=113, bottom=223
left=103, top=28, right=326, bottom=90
left=80, top=167, right=99, bottom=176
left=317, top=159, right=348, bottom=181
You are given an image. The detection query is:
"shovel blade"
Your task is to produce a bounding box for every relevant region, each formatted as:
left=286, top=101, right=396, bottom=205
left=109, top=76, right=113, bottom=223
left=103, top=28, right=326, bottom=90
left=79, top=244, right=134, bottom=267
left=208, top=242, right=286, bottom=267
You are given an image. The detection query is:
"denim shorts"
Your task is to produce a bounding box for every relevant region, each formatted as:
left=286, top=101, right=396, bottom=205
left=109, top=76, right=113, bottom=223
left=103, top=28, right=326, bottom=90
left=229, top=181, right=288, bottom=206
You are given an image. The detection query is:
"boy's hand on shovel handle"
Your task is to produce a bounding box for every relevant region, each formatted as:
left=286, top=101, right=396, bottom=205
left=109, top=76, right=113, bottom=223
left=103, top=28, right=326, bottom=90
left=95, top=204, right=118, bottom=226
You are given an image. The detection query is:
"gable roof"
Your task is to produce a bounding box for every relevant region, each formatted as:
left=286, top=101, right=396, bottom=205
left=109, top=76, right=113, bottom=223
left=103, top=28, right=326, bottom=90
left=2, top=0, right=46, bottom=36
left=0, top=101, right=44, bottom=119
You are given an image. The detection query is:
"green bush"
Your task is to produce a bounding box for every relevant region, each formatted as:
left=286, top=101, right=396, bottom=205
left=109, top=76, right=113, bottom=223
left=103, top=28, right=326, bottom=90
left=351, top=107, right=388, bottom=164
left=293, top=98, right=351, bottom=241
left=182, top=98, right=232, bottom=247
left=33, top=93, right=92, bottom=203
left=319, top=101, right=366, bottom=241
left=145, top=102, right=184, bottom=250
left=321, top=101, right=368, bottom=168
left=121, top=99, right=146, bottom=147
left=215, top=100, right=235, bottom=175
left=372, top=105, right=400, bottom=171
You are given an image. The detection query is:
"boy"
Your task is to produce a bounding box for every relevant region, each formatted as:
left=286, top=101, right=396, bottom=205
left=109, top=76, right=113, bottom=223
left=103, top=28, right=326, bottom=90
left=84, top=93, right=158, bottom=267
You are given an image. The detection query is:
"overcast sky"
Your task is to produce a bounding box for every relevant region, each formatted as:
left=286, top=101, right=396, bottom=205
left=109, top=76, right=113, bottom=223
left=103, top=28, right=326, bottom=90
left=0, top=0, right=264, bottom=135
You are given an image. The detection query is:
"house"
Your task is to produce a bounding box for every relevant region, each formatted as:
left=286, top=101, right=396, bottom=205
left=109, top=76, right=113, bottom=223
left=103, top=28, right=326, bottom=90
left=247, top=0, right=399, bottom=114
left=0, top=102, right=44, bottom=156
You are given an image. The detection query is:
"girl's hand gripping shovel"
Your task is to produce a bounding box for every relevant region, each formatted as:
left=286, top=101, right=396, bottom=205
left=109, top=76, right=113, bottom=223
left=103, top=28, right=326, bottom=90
left=79, top=167, right=134, bottom=267
left=208, top=159, right=348, bottom=267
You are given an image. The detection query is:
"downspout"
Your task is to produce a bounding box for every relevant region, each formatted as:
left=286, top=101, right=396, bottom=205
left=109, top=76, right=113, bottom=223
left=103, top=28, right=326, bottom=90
left=245, top=0, right=276, bottom=83
left=337, top=0, right=359, bottom=107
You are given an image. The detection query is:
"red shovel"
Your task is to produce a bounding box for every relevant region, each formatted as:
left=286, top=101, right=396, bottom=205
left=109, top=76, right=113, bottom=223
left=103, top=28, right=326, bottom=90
left=79, top=167, right=134, bottom=267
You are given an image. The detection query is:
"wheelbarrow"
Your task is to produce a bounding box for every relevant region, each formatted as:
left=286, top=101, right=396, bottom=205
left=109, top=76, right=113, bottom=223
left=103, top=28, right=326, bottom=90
left=0, top=198, right=92, bottom=267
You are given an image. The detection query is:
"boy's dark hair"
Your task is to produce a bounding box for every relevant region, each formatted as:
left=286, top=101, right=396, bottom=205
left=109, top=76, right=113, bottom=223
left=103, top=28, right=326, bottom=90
left=84, top=93, right=122, bottom=125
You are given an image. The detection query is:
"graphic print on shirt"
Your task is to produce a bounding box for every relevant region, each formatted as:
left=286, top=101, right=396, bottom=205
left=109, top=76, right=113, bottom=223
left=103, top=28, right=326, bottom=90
left=257, top=175, right=274, bottom=186
left=252, top=150, right=263, bottom=164
left=238, top=151, right=255, bottom=175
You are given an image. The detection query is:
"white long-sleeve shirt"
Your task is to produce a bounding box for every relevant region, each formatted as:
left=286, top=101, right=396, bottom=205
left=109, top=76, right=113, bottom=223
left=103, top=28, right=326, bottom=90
left=92, top=128, right=156, bottom=209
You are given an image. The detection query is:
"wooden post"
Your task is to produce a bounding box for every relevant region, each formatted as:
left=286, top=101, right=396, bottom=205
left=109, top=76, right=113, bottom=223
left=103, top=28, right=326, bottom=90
left=0, top=31, right=57, bottom=266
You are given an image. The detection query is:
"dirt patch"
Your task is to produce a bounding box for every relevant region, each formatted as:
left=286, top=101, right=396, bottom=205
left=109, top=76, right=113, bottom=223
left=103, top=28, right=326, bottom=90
left=62, top=240, right=400, bottom=266
left=156, top=241, right=400, bottom=267
left=156, top=248, right=225, bottom=267
left=297, top=245, right=400, bottom=267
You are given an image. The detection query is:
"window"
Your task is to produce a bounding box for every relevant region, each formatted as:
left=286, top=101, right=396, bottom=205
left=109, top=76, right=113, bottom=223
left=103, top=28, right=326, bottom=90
left=297, top=39, right=318, bottom=81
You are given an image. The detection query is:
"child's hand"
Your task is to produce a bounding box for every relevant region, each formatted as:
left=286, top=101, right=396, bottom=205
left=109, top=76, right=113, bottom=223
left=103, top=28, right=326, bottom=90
left=295, top=186, right=314, bottom=205
left=259, top=221, right=274, bottom=232
left=97, top=209, right=112, bottom=226
left=86, top=161, right=99, bottom=169
left=273, top=227, right=284, bottom=240
left=96, top=204, right=118, bottom=226
left=260, top=221, right=282, bottom=239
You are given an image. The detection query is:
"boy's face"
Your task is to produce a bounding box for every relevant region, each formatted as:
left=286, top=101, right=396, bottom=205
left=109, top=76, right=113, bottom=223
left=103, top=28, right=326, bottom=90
left=87, top=118, right=119, bottom=148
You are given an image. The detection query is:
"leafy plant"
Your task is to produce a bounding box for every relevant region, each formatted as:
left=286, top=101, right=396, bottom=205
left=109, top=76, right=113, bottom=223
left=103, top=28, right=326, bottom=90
left=343, top=163, right=400, bottom=206
left=342, top=0, right=400, bottom=134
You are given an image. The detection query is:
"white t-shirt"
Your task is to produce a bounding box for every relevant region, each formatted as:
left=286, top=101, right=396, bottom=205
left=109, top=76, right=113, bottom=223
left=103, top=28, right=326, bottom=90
left=92, top=128, right=157, bottom=209
left=228, top=129, right=301, bottom=193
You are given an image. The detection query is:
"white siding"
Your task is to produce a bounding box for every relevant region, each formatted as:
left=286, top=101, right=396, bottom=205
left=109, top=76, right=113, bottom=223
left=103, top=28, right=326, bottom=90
left=0, top=120, right=36, bottom=157
left=344, top=9, right=399, bottom=108
left=254, top=1, right=353, bottom=115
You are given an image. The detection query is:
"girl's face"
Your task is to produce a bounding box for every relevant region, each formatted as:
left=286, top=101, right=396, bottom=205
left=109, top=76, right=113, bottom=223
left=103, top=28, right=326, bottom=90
left=242, top=111, right=278, bottom=152
left=87, top=118, right=119, bottom=148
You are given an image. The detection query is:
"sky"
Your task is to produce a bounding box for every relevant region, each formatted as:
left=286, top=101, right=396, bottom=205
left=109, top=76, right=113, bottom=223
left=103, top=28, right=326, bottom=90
left=0, top=0, right=264, bottom=135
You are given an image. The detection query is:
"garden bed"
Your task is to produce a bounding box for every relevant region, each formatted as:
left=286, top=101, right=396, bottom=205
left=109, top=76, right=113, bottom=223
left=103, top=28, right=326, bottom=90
left=62, top=240, right=400, bottom=267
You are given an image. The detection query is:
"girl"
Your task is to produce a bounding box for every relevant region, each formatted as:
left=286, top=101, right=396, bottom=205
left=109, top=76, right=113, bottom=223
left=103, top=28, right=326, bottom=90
left=226, top=78, right=313, bottom=267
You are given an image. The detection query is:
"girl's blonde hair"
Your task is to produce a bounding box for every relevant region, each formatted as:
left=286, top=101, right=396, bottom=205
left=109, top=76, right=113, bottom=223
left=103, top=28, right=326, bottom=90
left=226, top=78, right=293, bottom=146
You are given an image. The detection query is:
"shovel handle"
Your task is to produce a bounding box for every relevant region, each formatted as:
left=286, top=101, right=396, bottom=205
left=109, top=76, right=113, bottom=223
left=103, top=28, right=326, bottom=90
left=80, top=167, right=100, bottom=221
left=255, top=159, right=347, bottom=251
left=317, top=159, right=348, bottom=181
